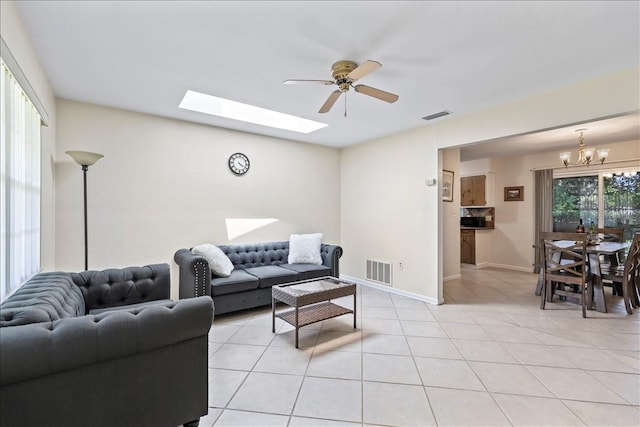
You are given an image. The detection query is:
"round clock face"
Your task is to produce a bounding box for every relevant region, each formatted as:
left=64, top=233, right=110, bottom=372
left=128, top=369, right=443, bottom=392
left=228, top=152, right=250, bottom=175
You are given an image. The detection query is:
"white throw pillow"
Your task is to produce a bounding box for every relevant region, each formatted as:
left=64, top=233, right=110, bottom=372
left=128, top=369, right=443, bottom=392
left=191, top=243, right=234, bottom=277
left=288, top=233, right=323, bottom=265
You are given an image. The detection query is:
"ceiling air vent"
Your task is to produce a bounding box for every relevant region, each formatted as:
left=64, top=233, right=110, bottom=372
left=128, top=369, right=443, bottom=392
left=422, top=110, right=452, bottom=121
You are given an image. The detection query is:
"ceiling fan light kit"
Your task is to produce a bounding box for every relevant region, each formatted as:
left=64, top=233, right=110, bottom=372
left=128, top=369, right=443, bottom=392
left=284, top=59, right=399, bottom=115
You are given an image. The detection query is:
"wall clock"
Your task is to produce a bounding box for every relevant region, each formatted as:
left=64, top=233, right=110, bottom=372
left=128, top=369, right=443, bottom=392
left=228, top=152, right=250, bottom=175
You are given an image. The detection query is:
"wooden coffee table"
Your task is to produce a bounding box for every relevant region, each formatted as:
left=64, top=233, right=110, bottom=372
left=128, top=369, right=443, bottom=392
left=272, top=277, right=357, bottom=348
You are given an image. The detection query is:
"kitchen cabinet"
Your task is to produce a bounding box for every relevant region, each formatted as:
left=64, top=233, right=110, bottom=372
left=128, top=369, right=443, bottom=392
left=461, top=175, right=486, bottom=206
left=460, top=173, right=495, bottom=206
left=460, top=229, right=476, bottom=264
left=460, top=229, right=492, bottom=266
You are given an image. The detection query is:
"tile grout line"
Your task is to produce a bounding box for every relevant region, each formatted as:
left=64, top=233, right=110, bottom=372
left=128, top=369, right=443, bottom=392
left=204, top=268, right=638, bottom=426
left=393, top=294, right=441, bottom=426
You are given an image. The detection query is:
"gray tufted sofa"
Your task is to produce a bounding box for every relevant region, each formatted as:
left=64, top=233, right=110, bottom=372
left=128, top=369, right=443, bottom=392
left=174, top=241, right=343, bottom=315
left=0, top=263, right=213, bottom=427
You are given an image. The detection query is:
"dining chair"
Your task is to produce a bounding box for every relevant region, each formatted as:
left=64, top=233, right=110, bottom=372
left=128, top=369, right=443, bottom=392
left=596, top=227, right=624, bottom=243
left=600, top=232, right=640, bottom=315
left=540, top=232, right=594, bottom=318
left=597, top=227, right=625, bottom=264
left=598, top=227, right=626, bottom=296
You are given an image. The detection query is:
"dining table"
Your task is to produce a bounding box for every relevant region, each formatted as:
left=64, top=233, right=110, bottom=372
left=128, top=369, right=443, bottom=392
left=535, top=240, right=630, bottom=313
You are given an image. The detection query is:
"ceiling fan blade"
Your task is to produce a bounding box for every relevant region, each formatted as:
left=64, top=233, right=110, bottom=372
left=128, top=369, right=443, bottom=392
left=347, top=60, right=381, bottom=81
left=354, top=84, right=399, bottom=103
left=319, top=90, right=342, bottom=113
left=284, top=79, right=335, bottom=85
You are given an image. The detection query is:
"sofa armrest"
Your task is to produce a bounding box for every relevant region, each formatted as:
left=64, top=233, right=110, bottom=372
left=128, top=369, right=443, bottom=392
left=0, top=296, right=214, bottom=387
left=71, top=263, right=171, bottom=312
left=321, top=244, right=343, bottom=277
left=174, top=249, right=211, bottom=299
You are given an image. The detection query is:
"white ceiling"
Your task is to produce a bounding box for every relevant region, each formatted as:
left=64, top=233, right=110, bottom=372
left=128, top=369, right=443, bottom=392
left=459, top=112, right=640, bottom=162
left=14, top=1, right=640, bottom=154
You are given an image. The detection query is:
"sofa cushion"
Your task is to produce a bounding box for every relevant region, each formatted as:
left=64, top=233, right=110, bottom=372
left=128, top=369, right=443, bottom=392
left=219, top=242, right=289, bottom=268
left=288, top=233, right=323, bottom=265
left=211, top=270, right=259, bottom=296
left=280, top=263, right=331, bottom=280
left=0, top=297, right=213, bottom=387
left=245, top=265, right=299, bottom=288
left=88, top=299, right=175, bottom=315
left=191, top=243, right=233, bottom=277
left=71, top=264, right=170, bottom=311
left=0, top=273, right=86, bottom=327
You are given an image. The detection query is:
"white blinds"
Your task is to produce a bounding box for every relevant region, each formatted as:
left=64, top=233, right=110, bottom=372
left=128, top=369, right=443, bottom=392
left=1, top=58, right=42, bottom=302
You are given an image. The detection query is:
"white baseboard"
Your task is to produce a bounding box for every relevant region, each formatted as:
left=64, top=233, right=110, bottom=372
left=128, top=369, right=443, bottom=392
left=461, top=263, right=534, bottom=274
left=460, top=262, right=489, bottom=270
left=443, top=274, right=462, bottom=282
left=340, top=274, right=441, bottom=306
left=488, top=263, right=534, bottom=273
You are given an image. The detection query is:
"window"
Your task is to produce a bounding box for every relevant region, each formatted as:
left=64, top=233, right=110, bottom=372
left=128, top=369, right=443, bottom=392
left=1, top=57, right=42, bottom=302
left=553, top=175, right=598, bottom=231
left=603, top=173, right=640, bottom=241
left=553, top=170, right=640, bottom=242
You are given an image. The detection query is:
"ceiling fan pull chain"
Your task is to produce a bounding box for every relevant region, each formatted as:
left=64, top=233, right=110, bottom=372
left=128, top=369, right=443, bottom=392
left=344, top=92, right=347, bottom=117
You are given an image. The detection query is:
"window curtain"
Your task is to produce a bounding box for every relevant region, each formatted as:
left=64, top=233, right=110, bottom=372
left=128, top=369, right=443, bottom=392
left=533, top=169, right=553, bottom=273
left=1, top=58, right=41, bottom=302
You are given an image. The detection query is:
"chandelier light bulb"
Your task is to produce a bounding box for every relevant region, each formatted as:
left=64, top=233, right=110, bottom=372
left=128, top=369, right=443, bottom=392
left=583, top=147, right=595, bottom=164
left=597, top=149, right=609, bottom=163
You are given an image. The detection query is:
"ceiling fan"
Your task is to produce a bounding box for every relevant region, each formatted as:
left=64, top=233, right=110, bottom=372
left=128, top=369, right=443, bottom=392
left=284, top=60, right=399, bottom=115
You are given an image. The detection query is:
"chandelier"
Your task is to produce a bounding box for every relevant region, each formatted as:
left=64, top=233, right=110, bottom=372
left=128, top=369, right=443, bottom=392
left=559, top=129, right=609, bottom=167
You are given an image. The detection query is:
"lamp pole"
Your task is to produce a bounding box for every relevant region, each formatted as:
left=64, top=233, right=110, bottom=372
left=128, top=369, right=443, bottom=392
left=82, top=164, right=89, bottom=271
left=66, top=151, right=103, bottom=271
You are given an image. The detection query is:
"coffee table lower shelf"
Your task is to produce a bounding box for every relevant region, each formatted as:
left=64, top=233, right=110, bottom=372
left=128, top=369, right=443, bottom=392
left=276, top=301, right=353, bottom=328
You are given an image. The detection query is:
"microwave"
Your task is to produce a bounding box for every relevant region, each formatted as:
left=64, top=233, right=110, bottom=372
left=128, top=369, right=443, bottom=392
left=461, top=217, right=486, bottom=227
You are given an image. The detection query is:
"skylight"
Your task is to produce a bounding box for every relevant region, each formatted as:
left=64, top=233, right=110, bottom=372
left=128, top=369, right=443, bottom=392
left=179, top=90, right=327, bottom=134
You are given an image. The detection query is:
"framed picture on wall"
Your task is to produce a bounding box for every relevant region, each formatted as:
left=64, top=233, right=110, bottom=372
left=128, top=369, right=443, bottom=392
left=442, top=170, right=454, bottom=202
left=504, top=186, right=524, bottom=201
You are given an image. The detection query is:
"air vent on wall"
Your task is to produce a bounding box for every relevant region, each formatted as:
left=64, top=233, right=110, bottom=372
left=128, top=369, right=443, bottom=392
left=366, top=260, right=392, bottom=285
left=422, top=110, right=452, bottom=121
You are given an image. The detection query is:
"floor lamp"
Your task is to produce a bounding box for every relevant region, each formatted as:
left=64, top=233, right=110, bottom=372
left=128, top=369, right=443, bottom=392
left=66, top=150, right=103, bottom=271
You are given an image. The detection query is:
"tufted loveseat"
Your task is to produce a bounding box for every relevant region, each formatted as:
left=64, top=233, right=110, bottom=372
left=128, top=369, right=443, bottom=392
left=174, top=241, right=343, bottom=315
left=0, top=263, right=213, bottom=427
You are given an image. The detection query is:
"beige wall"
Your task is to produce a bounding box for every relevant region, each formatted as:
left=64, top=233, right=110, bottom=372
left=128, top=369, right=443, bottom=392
left=340, top=135, right=439, bottom=302
left=55, top=100, right=340, bottom=297
left=341, top=66, right=640, bottom=303
left=442, top=149, right=461, bottom=281
left=1, top=0, right=57, bottom=271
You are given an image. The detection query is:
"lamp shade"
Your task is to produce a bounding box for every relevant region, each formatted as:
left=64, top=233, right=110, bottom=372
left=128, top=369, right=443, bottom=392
left=66, top=150, right=104, bottom=166
left=597, top=148, right=609, bottom=161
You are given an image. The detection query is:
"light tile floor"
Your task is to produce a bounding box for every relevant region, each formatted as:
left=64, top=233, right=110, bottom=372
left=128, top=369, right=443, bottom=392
left=198, top=268, right=640, bottom=426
